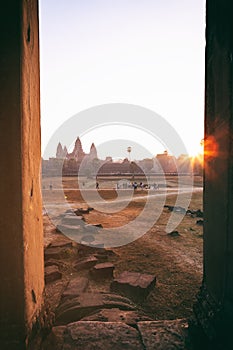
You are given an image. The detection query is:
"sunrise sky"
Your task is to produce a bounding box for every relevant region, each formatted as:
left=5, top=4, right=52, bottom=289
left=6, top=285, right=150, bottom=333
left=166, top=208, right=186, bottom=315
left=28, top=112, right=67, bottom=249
left=39, top=0, right=205, bottom=160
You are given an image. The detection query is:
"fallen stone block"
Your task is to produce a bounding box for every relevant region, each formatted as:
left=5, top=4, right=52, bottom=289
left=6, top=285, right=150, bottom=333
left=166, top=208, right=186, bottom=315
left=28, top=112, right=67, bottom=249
left=74, top=256, right=98, bottom=271
left=94, top=249, right=118, bottom=262
left=137, top=319, right=189, bottom=350
left=41, top=325, right=67, bottom=350
left=61, top=277, right=89, bottom=301
left=55, top=292, right=136, bottom=325
left=43, top=322, right=144, bottom=350
left=81, top=308, right=152, bottom=325
left=45, top=265, right=62, bottom=284
left=90, top=262, right=115, bottom=280
left=44, top=247, right=71, bottom=260
left=67, top=321, right=144, bottom=350
left=45, top=259, right=60, bottom=267
left=111, top=271, right=156, bottom=302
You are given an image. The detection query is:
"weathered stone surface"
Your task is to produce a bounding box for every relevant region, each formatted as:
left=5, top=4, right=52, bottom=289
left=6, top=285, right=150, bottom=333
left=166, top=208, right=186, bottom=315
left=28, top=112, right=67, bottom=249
left=94, top=249, right=117, bottom=261
left=94, top=253, right=108, bottom=262
left=81, top=308, right=153, bottom=325
left=62, top=277, right=89, bottom=301
left=45, top=265, right=62, bottom=284
left=61, top=215, right=84, bottom=226
left=42, top=321, right=144, bottom=349
left=45, top=259, right=60, bottom=267
left=90, top=262, right=115, bottom=280
left=49, top=240, right=73, bottom=249
left=44, top=246, right=72, bottom=260
left=74, top=256, right=98, bottom=270
left=111, top=271, right=156, bottom=302
left=137, top=319, right=189, bottom=350
left=41, top=326, right=68, bottom=350
left=67, top=321, right=144, bottom=350
left=55, top=293, right=136, bottom=325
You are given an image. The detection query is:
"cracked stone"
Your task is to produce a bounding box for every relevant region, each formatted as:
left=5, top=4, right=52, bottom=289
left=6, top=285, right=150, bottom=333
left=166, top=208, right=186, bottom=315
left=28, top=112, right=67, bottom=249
left=61, top=277, right=89, bottom=301
left=111, top=271, right=156, bottom=302
left=74, top=256, right=98, bottom=271
left=55, top=293, right=136, bottom=325
left=81, top=308, right=153, bottom=325
left=137, top=319, right=189, bottom=350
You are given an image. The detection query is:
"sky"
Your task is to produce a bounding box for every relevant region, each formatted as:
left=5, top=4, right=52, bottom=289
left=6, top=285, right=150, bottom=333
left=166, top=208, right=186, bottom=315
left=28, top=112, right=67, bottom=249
left=39, top=0, right=205, bottom=160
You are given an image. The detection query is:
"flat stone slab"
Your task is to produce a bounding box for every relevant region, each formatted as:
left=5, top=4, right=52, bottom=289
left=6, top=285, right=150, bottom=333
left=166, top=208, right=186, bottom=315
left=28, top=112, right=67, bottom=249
left=90, top=262, right=115, bottom=280
left=68, top=321, right=144, bottom=349
left=61, top=277, right=89, bottom=301
left=111, top=271, right=156, bottom=302
left=74, top=256, right=98, bottom=271
left=55, top=292, right=136, bottom=325
left=81, top=308, right=153, bottom=325
left=137, top=319, right=189, bottom=350
left=45, top=265, right=62, bottom=284
left=43, top=322, right=144, bottom=350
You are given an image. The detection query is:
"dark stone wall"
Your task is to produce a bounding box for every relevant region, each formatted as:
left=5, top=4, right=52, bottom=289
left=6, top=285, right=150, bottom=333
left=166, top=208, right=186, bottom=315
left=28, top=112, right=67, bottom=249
left=193, top=1, right=233, bottom=348
left=204, top=0, right=233, bottom=304
left=0, top=1, right=44, bottom=349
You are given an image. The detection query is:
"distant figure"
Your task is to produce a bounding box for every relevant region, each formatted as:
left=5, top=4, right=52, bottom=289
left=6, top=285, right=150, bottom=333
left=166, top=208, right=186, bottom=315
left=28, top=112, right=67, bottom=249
left=49, top=183, right=53, bottom=190
left=96, top=182, right=99, bottom=189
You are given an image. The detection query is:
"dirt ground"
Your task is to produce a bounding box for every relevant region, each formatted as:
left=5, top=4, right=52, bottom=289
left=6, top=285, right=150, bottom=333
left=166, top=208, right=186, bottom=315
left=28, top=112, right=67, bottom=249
left=43, top=176, right=203, bottom=320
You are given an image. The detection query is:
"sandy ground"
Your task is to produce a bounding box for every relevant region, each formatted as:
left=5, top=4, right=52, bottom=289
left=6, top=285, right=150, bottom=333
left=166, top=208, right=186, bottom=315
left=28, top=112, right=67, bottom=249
left=43, top=176, right=203, bottom=320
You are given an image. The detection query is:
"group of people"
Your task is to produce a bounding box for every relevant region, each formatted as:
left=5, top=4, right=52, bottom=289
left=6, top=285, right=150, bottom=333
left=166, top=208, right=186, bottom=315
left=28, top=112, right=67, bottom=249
left=132, top=181, right=158, bottom=190
left=115, top=181, right=159, bottom=190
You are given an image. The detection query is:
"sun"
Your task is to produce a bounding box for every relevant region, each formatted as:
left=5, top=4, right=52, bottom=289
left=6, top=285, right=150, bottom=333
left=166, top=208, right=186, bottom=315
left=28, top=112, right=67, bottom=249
left=189, top=139, right=204, bottom=158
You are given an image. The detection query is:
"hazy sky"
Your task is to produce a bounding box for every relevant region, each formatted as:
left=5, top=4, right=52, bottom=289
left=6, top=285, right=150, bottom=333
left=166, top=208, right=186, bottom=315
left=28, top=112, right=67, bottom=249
left=39, top=0, right=205, bottom=160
